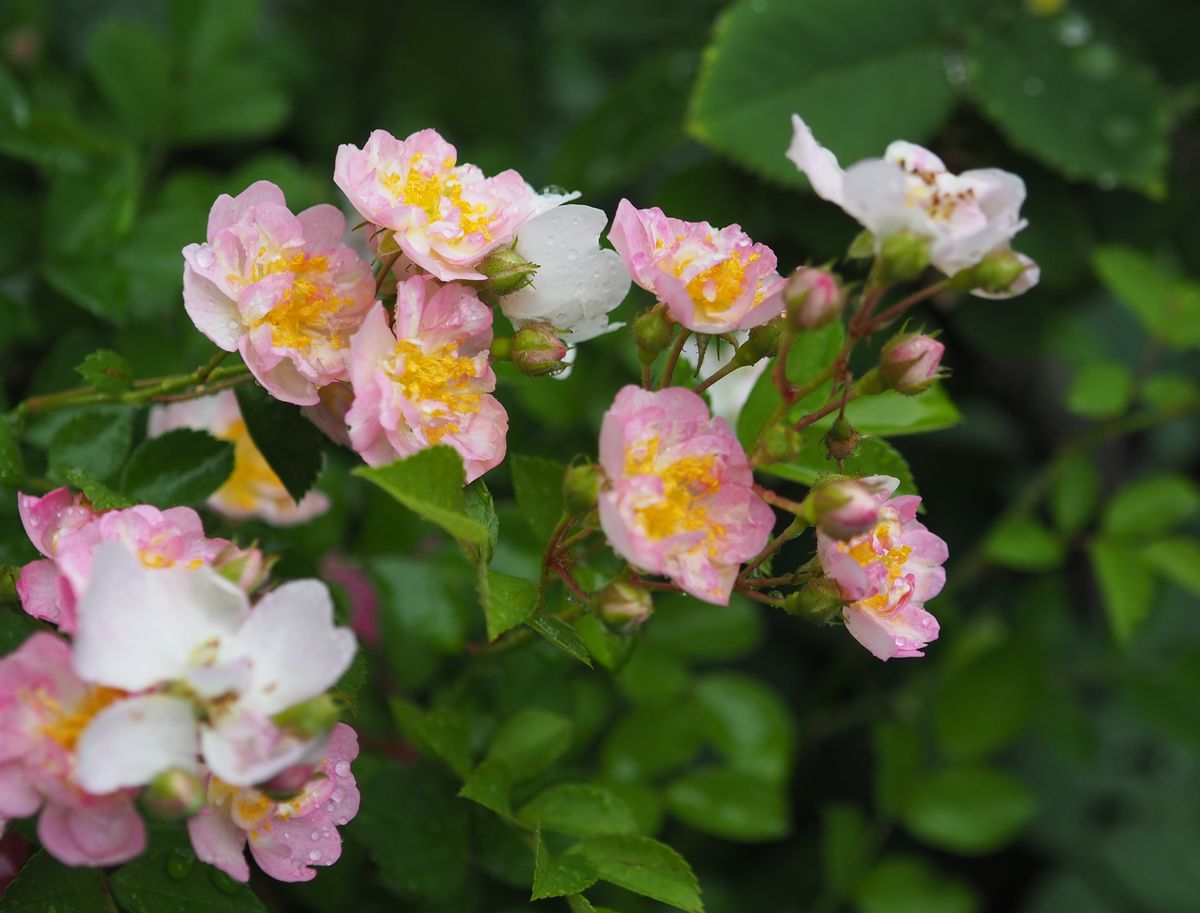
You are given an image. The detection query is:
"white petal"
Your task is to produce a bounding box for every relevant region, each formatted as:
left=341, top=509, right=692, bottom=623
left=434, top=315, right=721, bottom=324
left=73, top=542, right=250, bottom=692
left=225, top=580, right=357, bottom=715
left=503, top=205, right=631, bottom=343
left=201, top=714, right=321, bottom=787
left=76, top=695, right=198, bottom=793
left=786, top=114, right=847, bottom=205
left=884, top=140, right=946, bottom=174
left=840, top=159, right=920, bottom=238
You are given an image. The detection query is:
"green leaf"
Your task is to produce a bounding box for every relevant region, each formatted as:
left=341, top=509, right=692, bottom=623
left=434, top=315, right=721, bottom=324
left=527, top=615, right=594, bottom=667
left=0, top=419, right=23, bottom=486
left=459, top=758, right=513, bottom=817
left=1049, top=451, right=1100, bottom=536
left=842, top=387, right=961, bottom=437
left=533, top=831, right=599, bottom=900
left=822, top=804, right=873, bottom=895
left=354, top=446, right=490, bottom=545
left=667, top=767, right=789, bottom=841
left=966, top=15, right=1172, bottom=196
left=695, top=673, right=796, bottom=784
left=762, top=436, right=917, bottom=495
left=234, top=382, right=325, bottom=504
left=571, top=835, right=703, bottom=913
left=568, top=895, right=598, bottom=913
left=982, top=515, right=1065, bottom=572
left=689, top=0, right=956, bottom=186
left=389, top=698, right=472, bottom=779
left=121, top=428, right=234, bottom=507
left=1090, top=539, right=1156, bottom=644
left=642, top=593, right=762, bottom=662
left=1141, top=537, right=1200, bottom=597
left=85, top=20, right=173, bottom=138
left=111, top=845, right=266, bottom=913
left=1103, top=473, right=1200, bottom=537
left=1141, top=372, right=1200, bottom=411
left=464, top=480, right=499, bottom=564
left=63, top=468, right=135, bottom=510
left=75, top=348, right=133, bottom=392
left=351, top=758, right=469, bottom=905
left=518, top=784, right=638, bottom=839
left=175, top=61, right=289, bottom=143
left=603, top=704, right=704, bottom=783
left=873, top=722, right=923, bottom=817
left=0, top=850, right=113, bottom=913
left=934, top=642, right=1041, bottom=759
left=511, top=453, right=566, bottom=539
left=854, top=855, right=979, bottom=913
left=901, top=766, right=1036, bottom=854
left=1066, top=361, right=1133, bottom=419
left=481, top=571, right=539, bottom=641
left=48, top=406, right=136, bottom=484
left=1094, top=248, right=1200, bottom=349
left=486, top=708, right=574, bottom=781
left=573, top=613, right=636, bottom=672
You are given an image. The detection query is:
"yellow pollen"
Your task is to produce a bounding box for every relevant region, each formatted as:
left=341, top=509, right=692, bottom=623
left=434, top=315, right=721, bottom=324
left=381, top=156, right=494, bottom=242
left=236, top=252, right=350, bottom=350
left=624, top=438, right=724, bottom=547
left=215, top=419, right=293, bottom=511
left=389, top=340, right=482, bottom=442
left=681, top=252, right=762, bottom=319
left=35, top=686, right=124, bottom=752
left=844, top=525, right=914, bottom=616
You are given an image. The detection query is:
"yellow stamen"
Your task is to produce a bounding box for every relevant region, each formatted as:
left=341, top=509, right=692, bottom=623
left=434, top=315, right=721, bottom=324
left=389, top=340, right=482, bottom=442
left=624, top=438, right=725, bottom=548
left=35, top=686, right=125, bottom=752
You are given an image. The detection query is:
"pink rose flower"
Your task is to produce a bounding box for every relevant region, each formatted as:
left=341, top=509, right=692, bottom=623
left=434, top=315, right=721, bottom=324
left=607, top=199, right=784, bottom=334
left=16, top=489, right=231, bottom=634
left=598, top=386, right=775, bottom=604
left=187, top=723, right=360, bottom=883
left=816, top=477, right=948, bottom=660
left=0, top=633, right=146, bottom=867
left=346, top=278, right=507, bottom=482
left=183, top=180, right=376, bottom=405
left=334, top=129, right=568, bottom=282
left=787, top=114, right=1037, bottom=284
left=149, top=391, right=330, bottom=526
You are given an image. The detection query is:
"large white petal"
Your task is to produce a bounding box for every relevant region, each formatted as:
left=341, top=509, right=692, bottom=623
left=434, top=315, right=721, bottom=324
left=201, top=714, right=322, bottom=787
left=225, top=580, right=357, bottom=715
left=786, top=115, right=847, bottom=205
left=76, top=694, right=198, bottom=793
left=73, top=542, right=249, bottom=691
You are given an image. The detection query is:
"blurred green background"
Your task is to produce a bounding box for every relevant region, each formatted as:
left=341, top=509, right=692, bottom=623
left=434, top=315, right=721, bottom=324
left=2, top=0, right=1200, bottom=912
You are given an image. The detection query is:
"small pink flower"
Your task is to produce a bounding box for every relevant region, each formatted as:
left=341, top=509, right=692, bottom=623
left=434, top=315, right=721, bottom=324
left=787, top=115, right=1034, bottom=283
left=346, top=277, right=508, bottom=482
left=149, top=391, right=330, bottom=526
left=334, top=129, right=568, bottom=282
left=816, top=477, right=947, bottom=660
left=607, top=199, right=784, bottom=334
left=187, top=723, right=360, bottom=883
left=597, top=386, right=774, bottom=604
left=15, top=490, right=231, bottom=634
left=183, top=181, right=376, bottom=406
left=0, top=633, right=146, bottom=867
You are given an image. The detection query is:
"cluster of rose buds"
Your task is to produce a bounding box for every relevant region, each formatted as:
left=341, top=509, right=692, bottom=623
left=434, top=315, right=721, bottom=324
left=0, top=489, right=360, bottom=881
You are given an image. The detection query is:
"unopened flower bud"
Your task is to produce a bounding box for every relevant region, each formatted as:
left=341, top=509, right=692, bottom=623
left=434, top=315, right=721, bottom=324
left=594, top=581, right=653, bottom=629
left=805, top=478, right=881, bottom=541
left=953, top=249, right=1041, bottom=299
left=747, top=317, right=787, bottom=360
left=634, top=308, right=674, bottom=365
left=878, top=230, right=931, bottom=283
left=261, top=762, right=319, bottom=800
left=563, top=462, right=602, bottom=515
left=760, top=423, right=805, bottom=465
left=273, top=693, right=341, bottom=738
left=823, top=416, right=861, bottom=462
left=784, top=267, right=844, bottom=330
left=879, top=332, right=944, bottom=395
left=511, top=323, right=569, bottom=376
left=141, top=768, right=205, bottom=821
left=213, top=544, right=270, bottom=593
left=784, top=576, right=844, bottom=624
left=477, top=246, right=538, bottom=297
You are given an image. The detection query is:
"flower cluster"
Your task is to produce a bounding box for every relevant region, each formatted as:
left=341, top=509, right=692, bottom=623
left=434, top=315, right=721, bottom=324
left=2, top=489, right=360, bottom=881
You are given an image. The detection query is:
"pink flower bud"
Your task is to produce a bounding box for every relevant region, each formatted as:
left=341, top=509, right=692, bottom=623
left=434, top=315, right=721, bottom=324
left=785, top=267, right=844, bottom=329
left=511, top=323, right=569, bottom=376
left=806, top=479, right=882, bottom=541
left=594, top=581, right=653, bottom=629
left=879, top=333, right=944, bottom=395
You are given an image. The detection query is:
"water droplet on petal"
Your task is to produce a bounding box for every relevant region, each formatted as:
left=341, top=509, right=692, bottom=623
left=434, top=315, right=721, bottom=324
left=331, top=788, right=346, bottom=802
left=196, top=248, right=216, bottom=269
left=310, top=830, right=321, bottom=841
left=334, top=761, right=351, bottom=778
left=540, top=185, right=569, bottom=197
left=308, top=849, right=322, bottom=862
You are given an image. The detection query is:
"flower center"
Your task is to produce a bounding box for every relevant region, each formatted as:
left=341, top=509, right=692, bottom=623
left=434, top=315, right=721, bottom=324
left=35, top=685, right=125, bottom=753
left=624, top=438, right=724, bottom=545
left=381, top=153, right=494, bottom=242
left=679, top=251, right=764, bottom=319
left=241, top=252, right=351, bottom=350
left=389, top=340, right=482, bottom=442
left=841, top=517, right=915, bottom=617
